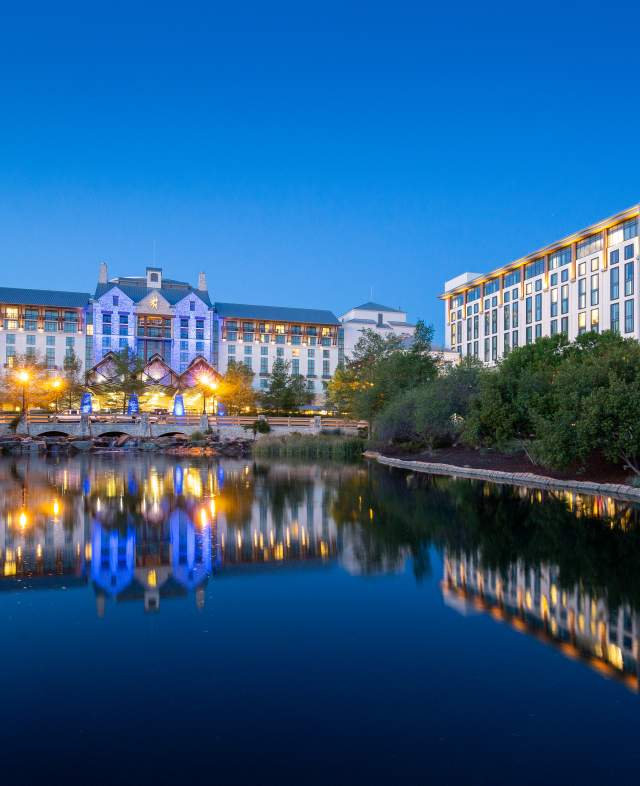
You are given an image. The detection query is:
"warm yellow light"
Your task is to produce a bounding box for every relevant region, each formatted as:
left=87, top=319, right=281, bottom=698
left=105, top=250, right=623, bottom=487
left=52, top=378, right=62, bottom=389
left=52, top=499, right=60, bottom=516
left=18, top=510, right=27, bottom=528
left=17, top=370, right=29, bottom=383
left=147, top=569, right=157, bottom=588
left=198, top=374, right=211, bottom=386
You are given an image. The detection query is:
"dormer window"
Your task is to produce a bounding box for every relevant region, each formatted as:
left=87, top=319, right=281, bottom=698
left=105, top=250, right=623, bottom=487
left=190, top=300, right=195, bottom=311
left=150, top=272, right=159, bottom=283
left=113, top=295, right=119, bottom=306
left=377, top=313, right=383, bottom=326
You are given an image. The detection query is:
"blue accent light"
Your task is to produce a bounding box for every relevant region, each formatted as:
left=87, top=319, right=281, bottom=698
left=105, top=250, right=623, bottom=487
left=127, top=393, right=139, bottom=415
left=173, top=394, right=185, bottom=417
left=80, top=392, right=92, bottom=414
left=174, top=465, right=184, bottom=496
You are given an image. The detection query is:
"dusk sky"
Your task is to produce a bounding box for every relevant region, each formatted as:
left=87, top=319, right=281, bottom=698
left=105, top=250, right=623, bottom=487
left=2, top=2, right=639, bottom=341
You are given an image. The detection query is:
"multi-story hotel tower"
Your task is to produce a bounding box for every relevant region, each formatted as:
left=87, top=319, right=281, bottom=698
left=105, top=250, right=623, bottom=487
left=443, top=205, right=640, bottom=363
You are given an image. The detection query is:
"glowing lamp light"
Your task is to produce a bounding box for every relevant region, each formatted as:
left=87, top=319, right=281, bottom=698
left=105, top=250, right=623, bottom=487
left=17, top=370, right=29, bottom=383
left=18, top=510, right=28, bottom=529
left=52, top=378, right=62, bottom=389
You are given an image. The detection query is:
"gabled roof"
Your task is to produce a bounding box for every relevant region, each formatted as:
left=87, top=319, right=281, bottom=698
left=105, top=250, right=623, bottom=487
left=353, top=301, right=404, bottom=313
left=215, top=302, right=340, bottom=325
left=94, top=281, right=212, bottom=307
left=0, top=286, right=90, bottom=308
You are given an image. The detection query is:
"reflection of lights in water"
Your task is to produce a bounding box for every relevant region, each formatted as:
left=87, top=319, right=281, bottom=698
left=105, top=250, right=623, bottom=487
left=18, top=511, right=27, bottom=529
left=36, top=544, right=42, bottom=558
left=52, top=499, right=60, bottom=517
left=209, top=499, right=216, bottom=517
left=147, top=570, right=157, bottom=588
left=199, top=508, right=208, bottom=528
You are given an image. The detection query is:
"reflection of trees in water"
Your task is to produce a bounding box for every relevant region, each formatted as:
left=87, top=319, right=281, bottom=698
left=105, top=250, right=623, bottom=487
left=331, top=464, right=640, bottom=609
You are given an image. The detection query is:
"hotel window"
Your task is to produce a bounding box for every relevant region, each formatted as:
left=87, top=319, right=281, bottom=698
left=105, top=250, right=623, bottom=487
left=119, top=337, right=128, bottom=348
left=180, top=352, right=188, bottom=367
left=44, top=309, right=58, bottom=331
left=561, top=268, right=569, bottom=283
left=102, top=313, right=112, bottom=335
left=550, top=289, right=558, bottom=317
left=24, top=308, right=38, bottom=331
left=196, top=319, right=205, bottom=340
left=276, top=334, right=285, bottom=345
left=260, top=379, right=269, bottom=390
left=549, top=248, right=571, bottom=269
left=275, top=324, right=285, bottom=334
left=611, top=302, right=620, bottom=333
left=6, top=345, right=15, bottom=366
left=624, top=262, right=634, bottom=296
left=228, top=344, right=236, bottom=356
left=624, top=243, right=634, bottom=261
left=526, top=326, right=532, bottom=344
left=591, top=309, right=599, bottom=333
left=504, top=268, right=521, bottom=287
left=503, top=332, right=510, bottom=354
left=535, top=324, right=542, bottom=339
left=578, top=261, right=586, bottom=277
left=243, top=358, right=252, bottom=371
left=180, top=318, right=189, bottom=339
left=102, top=336, right=110, bottom=348
left=491, top=309, right=497, bottom=334
left=260, top=345, right=268, bottom=356
left=292, top=335, right=301, bottom=345
left=512, top=302, right=518, bottom=328
left=608, top=217, right=638, bottom=245
left=578, top=312, right=587, bottom=335
left=260, top=357, right=268, bottom=374
left=591, top=257, right=599, bottom=272
left=483, top=338, right=490, bottom=361
left=576, top=234, right=603, bottom=259
left=196, top=341, right=204, bottom=353
left=473, top=340, right=479, bottom=357
left=525, top=297, right=532, bottom=324
left=550, top=319, right=558, bottom=335
left=535, top=279, right=542, bottom=292
left=503, top=305, right=510, bottom=331
left=26, top=334, right=35, bottom=346
left=578, top=278, right=586, bottom=309
left=467, top=319, right=472, bottom=342
left=292, top=358, right=300, bottom=375
left=64, top=311, right=78, bottom=333
left=483, top=279, right=499, bottom=297
left=307, top=359, right=315, bottom=376
left=180, top=340, right=188, bottom=350
left=244, top=344, right=252, bottom=356
left=610, top=267, right=619, bottom=300
left=450, top=324, right=456, bottom=346
left=473, top=315, right=479, bottom=339
left=534, top=293, right=542, bottom=322
left=610, top=248, right=620, bottom=266
left=4, top=306, right=18, bottom=330
left=321, top=336, right=331, bottom=347
left=323, top=359, right=330, bottom=376
left=561, top=285, right=569, bottom=314
left=561, top=317, right=568, bottom=337
left=46, top=335, right=55, bottom=347
left=625, top=299, right=634, bottom=333
left=46, top=347, right=55, bottom=368
left=550, top=273, right=558, bottom=287
left=112, top=295, right=119, bottom=306
left=504, top=290, right=511, bottom=303
left=119, top=314, right=128, bottom=335
left=525, top=258, right=545, bottom=279
left=484, top=312, right=489, bottom=335
left=190, top=300, right=195, bottom=311
left=512, top=330, right=519, bottom=348
left=590, top=274, right=599, bottom=306
left=276, top=347, right=284, bottom=358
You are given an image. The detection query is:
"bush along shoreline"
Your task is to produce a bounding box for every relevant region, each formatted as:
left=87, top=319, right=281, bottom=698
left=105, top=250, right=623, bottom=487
left=325, top=325, right=640, bottom=487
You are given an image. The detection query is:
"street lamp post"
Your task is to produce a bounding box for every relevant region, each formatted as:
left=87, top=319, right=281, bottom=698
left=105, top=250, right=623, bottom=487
left=17, top=370, right=29, bottom=415
left=52, top=378, right=62, bottom=414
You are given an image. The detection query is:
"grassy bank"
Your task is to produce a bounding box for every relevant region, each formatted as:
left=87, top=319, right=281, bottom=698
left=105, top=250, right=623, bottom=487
left=253, top=434, right=364, bottom=460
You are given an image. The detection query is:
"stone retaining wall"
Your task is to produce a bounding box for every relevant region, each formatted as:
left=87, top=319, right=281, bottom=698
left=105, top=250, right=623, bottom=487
left=364, top=451, right=640, bottom=504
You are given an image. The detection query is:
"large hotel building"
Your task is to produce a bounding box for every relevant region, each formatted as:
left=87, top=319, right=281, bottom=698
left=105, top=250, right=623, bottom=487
left=0, top=260, right=418, bottom=406
left=443, top=204, right=640, bottom=362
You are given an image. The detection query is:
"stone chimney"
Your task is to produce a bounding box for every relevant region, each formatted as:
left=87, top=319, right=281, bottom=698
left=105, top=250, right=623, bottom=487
left=98, top=261, right=108, bottom=284
left=198, top=271, right=207, bottom=291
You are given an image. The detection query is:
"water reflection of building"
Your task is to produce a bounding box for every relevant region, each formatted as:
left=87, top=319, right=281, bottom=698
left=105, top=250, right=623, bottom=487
left=216, top=463, right=338, bottom=568
left=443, top=551, right=640, bottom=692
left=0, top=457, right=354, bottom=614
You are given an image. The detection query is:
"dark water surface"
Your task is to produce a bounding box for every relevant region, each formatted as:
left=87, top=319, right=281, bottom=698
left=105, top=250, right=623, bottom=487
left=1, top=455, right=639, bottom=785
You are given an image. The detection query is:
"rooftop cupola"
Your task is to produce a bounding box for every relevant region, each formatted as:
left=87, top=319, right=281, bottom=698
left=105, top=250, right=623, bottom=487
left=146, top=267, right=162, bottom=289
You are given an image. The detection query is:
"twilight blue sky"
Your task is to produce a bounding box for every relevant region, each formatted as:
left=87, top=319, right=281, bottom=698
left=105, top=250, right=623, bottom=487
left=1, top=1, right=640, bottom=341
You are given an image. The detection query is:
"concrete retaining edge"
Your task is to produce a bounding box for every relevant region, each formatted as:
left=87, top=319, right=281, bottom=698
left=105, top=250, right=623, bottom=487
left=363, top=450, right=640, bottom=504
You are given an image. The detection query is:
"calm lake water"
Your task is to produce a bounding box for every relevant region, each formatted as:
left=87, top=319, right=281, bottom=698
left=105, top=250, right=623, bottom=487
left=1, top=454, right=639, bottom=784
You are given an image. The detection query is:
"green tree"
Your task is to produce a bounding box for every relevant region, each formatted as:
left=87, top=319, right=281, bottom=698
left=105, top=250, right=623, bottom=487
left=219, top=360, right=256, bottom=415
left=0, top=354, right=56, bottom=412
left=60, top=350, right=86, bottom=410
left=88, top=348, right=148, bottom=413
left=260, top=358, right=311, bottom=413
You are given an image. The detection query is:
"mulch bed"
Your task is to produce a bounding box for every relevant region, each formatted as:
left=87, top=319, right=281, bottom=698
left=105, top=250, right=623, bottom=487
left=384, top=445, right=632, bottom=485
